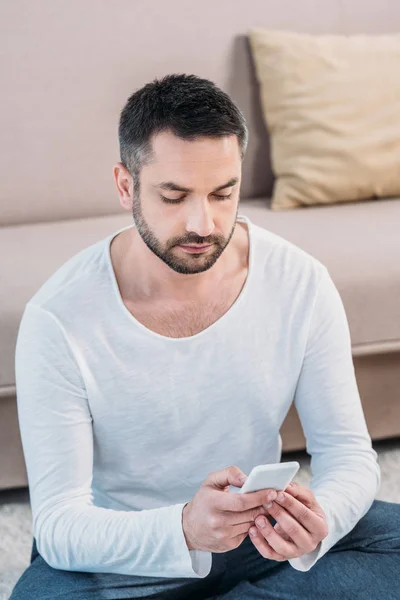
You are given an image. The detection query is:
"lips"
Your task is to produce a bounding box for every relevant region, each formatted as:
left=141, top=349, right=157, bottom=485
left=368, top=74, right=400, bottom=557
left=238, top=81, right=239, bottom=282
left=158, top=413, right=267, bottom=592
left=181, top=244, right=210, bottom=248
left=178, top=243, right=213, bottom=254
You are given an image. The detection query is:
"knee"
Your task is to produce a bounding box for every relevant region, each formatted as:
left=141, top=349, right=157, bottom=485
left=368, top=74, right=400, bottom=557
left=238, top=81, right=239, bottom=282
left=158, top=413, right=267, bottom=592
left=9, top=561, right=45, bottom=600
left=368, top=499, right=400, bottom=529
left=358, top=500, right=400, bottom=547
left=9, top=570, right=30, bottom=600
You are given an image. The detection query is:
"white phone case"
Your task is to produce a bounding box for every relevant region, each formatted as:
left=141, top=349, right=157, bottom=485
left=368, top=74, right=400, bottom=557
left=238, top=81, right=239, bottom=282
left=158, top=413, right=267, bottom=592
left=231, top=461, right=300, bottom=494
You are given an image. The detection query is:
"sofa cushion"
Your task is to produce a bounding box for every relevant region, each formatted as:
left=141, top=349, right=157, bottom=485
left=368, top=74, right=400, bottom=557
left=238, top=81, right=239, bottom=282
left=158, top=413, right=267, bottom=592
left=1, top=198, right=400, bottom=392
left=248, top=29, right=400, bottom=210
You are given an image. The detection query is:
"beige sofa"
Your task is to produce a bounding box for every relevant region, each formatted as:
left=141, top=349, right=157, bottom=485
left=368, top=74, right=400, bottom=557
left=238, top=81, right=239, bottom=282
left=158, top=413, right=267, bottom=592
left=1, top=0, right=400, bottom=491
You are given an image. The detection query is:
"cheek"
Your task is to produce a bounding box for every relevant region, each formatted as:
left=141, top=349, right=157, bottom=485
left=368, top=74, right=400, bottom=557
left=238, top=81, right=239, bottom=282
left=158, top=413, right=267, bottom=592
left=141, top=201, right=172, bottom=232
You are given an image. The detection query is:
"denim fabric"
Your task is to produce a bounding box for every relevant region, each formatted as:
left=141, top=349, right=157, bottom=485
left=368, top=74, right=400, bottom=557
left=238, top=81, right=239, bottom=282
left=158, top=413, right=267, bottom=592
left=9, top=499, right=400, bottom=600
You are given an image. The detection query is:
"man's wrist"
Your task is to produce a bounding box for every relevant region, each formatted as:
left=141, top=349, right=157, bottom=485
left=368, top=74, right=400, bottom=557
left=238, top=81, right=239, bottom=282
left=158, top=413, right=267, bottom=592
left=182, top=502, right=195, bottom=550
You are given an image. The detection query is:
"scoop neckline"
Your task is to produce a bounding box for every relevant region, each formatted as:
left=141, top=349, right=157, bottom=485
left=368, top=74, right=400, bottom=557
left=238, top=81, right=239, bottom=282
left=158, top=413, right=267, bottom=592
left=104, top=214, right=254, bottom=343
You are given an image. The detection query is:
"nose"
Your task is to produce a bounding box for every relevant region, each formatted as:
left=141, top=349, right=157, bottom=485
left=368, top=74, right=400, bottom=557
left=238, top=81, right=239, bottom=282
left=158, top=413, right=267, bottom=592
left=185, top=201, right=215, bottom=240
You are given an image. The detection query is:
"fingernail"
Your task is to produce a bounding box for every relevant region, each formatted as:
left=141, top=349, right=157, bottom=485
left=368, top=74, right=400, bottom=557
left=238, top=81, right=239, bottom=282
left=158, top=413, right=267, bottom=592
left=264, top=503, right=272, bottom=509
left=256, top=517, right=266, bottom=528
left=239, top=475, right=247, bottom=481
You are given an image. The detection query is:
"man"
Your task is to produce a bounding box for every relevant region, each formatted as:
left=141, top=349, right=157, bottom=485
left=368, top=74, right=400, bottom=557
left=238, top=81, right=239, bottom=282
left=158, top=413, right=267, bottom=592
left=11, top=73, right=400, bottom=600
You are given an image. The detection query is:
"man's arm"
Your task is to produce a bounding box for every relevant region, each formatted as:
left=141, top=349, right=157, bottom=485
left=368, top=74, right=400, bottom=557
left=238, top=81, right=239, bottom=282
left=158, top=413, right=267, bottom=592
left=288, top=265, right=381, bottom=572
left=15, top=303, right=212, bottom=578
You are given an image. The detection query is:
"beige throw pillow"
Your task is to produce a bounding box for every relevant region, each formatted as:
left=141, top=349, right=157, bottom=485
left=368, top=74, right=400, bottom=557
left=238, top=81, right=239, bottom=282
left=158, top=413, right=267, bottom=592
left=248, top=29, right=400, bottom=210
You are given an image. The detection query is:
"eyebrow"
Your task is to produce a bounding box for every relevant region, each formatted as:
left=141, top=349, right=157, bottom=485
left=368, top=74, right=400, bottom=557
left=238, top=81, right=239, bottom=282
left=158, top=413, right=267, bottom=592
left=153, top=177, right=239, bottom=193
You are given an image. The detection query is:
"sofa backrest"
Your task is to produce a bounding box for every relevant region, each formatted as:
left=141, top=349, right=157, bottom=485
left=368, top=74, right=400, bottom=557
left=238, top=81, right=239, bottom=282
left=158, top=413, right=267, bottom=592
left=2, top=0, right=399, bottom=226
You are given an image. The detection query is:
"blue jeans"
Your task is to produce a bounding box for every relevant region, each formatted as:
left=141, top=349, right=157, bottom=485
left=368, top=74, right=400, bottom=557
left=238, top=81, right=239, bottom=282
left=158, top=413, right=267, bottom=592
left=9, top=499, right=400, bottom=599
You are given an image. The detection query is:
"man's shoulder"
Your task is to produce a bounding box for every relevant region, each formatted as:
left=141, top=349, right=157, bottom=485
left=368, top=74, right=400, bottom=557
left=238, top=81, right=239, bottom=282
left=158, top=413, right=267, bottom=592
left=251, top=221, right=326, bottom=279
left=27, top=237, right=108, bottom=315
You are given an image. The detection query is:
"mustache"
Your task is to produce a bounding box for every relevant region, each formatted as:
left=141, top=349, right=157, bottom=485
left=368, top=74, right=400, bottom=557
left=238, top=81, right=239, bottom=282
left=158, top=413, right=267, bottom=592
left=179, top=242, right=214, bottom=246
left=176, top=238, right=219, bottom=246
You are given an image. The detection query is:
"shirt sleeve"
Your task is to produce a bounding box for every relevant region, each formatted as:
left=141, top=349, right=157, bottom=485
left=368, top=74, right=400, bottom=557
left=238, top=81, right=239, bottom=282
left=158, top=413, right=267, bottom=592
left=288, top=266, right=381, bottom=572
left=14, top=303, right=212, bottom=578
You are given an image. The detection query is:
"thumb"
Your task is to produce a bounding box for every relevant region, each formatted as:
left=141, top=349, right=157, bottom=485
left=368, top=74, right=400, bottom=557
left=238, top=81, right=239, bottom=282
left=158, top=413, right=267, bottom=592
left=206, top=466, right=248, bottom=490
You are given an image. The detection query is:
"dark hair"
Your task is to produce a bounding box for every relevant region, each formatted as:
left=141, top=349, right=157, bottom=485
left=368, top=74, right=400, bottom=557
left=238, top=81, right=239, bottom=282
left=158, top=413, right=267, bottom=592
left=118, top=73, right=248, bottom=196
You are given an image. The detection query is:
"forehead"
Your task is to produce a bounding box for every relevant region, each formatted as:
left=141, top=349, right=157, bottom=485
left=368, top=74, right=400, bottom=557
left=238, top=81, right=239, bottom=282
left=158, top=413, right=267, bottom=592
left=142, top=130, right=241, bottom=188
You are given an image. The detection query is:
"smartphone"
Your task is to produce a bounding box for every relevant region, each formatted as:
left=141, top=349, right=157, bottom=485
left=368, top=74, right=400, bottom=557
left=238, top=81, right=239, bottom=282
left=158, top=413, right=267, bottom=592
left=230, top=461, right=300, bottom=494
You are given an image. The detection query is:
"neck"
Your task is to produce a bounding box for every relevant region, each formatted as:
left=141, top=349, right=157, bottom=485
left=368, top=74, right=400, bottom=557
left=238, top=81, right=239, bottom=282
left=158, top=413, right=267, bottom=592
left=112, top=220, right=247, bottom=304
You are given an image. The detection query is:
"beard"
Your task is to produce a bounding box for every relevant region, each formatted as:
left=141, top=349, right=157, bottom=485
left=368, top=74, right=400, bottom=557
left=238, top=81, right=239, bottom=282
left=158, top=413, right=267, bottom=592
left=131, top=192, right=239, bottom=275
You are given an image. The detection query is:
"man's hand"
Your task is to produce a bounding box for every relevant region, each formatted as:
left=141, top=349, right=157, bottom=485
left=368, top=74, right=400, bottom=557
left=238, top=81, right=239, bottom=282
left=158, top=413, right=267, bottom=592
left=248, top=481, right=329, bottom=562
left=182, top=466, right=277, bottom=553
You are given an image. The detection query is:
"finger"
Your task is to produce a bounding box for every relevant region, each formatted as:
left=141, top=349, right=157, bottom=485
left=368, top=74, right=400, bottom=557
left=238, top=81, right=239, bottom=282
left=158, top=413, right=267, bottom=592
left=274, top=491, right=328, bottom=538
left=223, top=505, right=272, bottom=526
left=268, top=501, right=313, bottom=549
left=274, top=522, right=293, bottom=542
left=248, top=526, right=288, bottom=562
left=285, top=482, right=324, bottom=516
left=231, top=516, right=273, bottom=539
left=218, top=488, right=275, bottom=513
left=232, top=521, right=265, bottom=538
left=253, top=514, right=298, bottom=557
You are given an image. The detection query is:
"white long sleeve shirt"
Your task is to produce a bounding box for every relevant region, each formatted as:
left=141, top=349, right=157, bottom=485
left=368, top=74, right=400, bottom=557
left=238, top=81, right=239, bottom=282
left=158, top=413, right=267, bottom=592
left=14, top=213, right=381, bottom=578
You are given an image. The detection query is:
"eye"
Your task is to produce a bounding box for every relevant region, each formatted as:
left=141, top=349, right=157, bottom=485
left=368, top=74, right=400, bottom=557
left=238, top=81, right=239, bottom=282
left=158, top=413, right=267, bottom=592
left=161, top=193, right=232, bottom=204
left=214, top=193, right=232, bottom=200
left=161, top=196, right=183, bottom=204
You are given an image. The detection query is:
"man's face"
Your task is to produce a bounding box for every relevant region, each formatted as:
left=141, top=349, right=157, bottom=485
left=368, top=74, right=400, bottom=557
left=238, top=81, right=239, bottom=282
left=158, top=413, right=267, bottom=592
left=131, top=130, right=242, bottom=275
